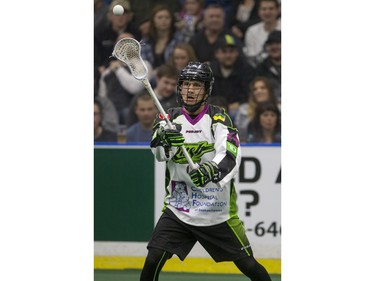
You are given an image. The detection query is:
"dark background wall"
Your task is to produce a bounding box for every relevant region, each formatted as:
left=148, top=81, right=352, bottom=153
left=94, top=147, right=155, bottom=241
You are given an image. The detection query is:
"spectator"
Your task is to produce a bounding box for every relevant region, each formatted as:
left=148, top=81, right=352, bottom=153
left=126, top=92, right=158, bottom=142
left=98, top=33, right=154, bottom=124
left=175, top=0, right=205, bottom=42
left=243, top=0, right=281, bottom=67
left=94, top=99, right=118, bottom=142
left=204, top=0, right=235, bottom=28
left=168, top=42, right=198, bottom=71
left=130, top=0, right=182, bottom=27
left=255, top=30, right=281, bottom=103
left=94, top=0, right=141, bottom=73
left=210, top=33, right=255, bottom=120
left=95, top=95, right=119, bottom=133
left=94, top=0, right=141, bottom=94
left=235, top=76, right=279, bottom=142
left=138, top=15, right=151, bottom=38
left=246, top=100, right=281, bottom=143
left=189, top=4, right=240, bottom=63
left=94, top=0, right=109, bottom=34
left=126, top=64, right=180, bottom=127
left=140, top=4, right=185, bottom=68
left=151, top=64, right=180, bottom=110
left=230, top=0, right=261, bottom=41
left=207, top=95, right=229, bottom=112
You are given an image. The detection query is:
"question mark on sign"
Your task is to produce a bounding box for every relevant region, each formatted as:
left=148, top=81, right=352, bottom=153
left=239, top=190, right=259, bottom=217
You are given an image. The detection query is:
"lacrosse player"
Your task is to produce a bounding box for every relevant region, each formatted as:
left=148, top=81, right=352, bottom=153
left=140, top=62, right=271, bottom=281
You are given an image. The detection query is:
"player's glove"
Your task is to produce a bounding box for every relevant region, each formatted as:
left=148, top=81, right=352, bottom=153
left=157, top=123, right=185, bottom=147
left=188, top=161, right=221, bottom=187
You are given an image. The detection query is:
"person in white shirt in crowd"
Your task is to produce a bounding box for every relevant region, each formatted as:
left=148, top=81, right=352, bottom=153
left=243, top=0, right=280, bottom=67
left=98, top=33, right=154, bottom=124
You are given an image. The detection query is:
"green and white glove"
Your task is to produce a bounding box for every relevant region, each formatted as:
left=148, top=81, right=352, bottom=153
left=188, top=161, right=221, bottom=187
left=157, top=123, right=185, bottom=147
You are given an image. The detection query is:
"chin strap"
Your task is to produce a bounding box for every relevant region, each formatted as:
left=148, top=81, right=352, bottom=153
left=183, top=94, right=208, bottom=112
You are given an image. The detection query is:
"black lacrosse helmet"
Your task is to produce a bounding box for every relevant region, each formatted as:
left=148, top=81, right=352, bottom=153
left=177, top=62, right=214, bottom=112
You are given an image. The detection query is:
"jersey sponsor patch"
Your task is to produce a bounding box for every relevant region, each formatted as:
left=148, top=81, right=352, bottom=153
left=185, top=130, right=202, bottom=133
left=226, top=141, right=238, bottom=157
left=168, top=181, right=191, bottom=213
left=213, top=113, right=225, bottom=122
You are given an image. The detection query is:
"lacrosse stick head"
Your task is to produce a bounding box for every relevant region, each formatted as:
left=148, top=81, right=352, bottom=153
left=112, top=38, right=148, bottom=80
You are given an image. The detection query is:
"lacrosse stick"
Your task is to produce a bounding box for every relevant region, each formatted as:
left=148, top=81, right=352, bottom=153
left=112, top=38, right=199, bottom=170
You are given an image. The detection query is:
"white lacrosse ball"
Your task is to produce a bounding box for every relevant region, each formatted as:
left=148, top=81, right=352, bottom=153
left=113, top=5, right=124, bottom=16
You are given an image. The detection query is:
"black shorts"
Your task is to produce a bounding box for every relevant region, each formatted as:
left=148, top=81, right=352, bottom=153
left=147, top=208, right=254, bottom=262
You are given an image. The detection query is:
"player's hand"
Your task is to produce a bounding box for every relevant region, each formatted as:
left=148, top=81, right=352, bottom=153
left=157, top=123, right=185, bottom=147
left=188, top=161, right=221, bottom=187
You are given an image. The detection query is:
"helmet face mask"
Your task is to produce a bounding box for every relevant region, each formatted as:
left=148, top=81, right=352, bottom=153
left=177, top=62, right=214, bottom=113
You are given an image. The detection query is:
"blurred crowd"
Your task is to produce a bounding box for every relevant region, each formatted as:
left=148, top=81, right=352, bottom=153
left=94, top=0, right=281, bottom=144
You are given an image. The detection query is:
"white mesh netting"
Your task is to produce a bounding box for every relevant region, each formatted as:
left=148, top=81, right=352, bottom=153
left=112, top=38, right=148, bottom=80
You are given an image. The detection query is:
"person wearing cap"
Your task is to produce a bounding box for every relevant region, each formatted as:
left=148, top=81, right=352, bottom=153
left=210, top=33, right=256, bottom=120
left=255, top=30, right=281, bottom=104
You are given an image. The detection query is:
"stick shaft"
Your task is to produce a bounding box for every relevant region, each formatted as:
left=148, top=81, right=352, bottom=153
left=142, top=79, right=198, bottom=169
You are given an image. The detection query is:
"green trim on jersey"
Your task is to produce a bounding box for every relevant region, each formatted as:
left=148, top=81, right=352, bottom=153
left=226, top=216, right=252, bottom=257
left=154, top=251, right=167, bottom=281
left=229, top=180, right=238, bottom=217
